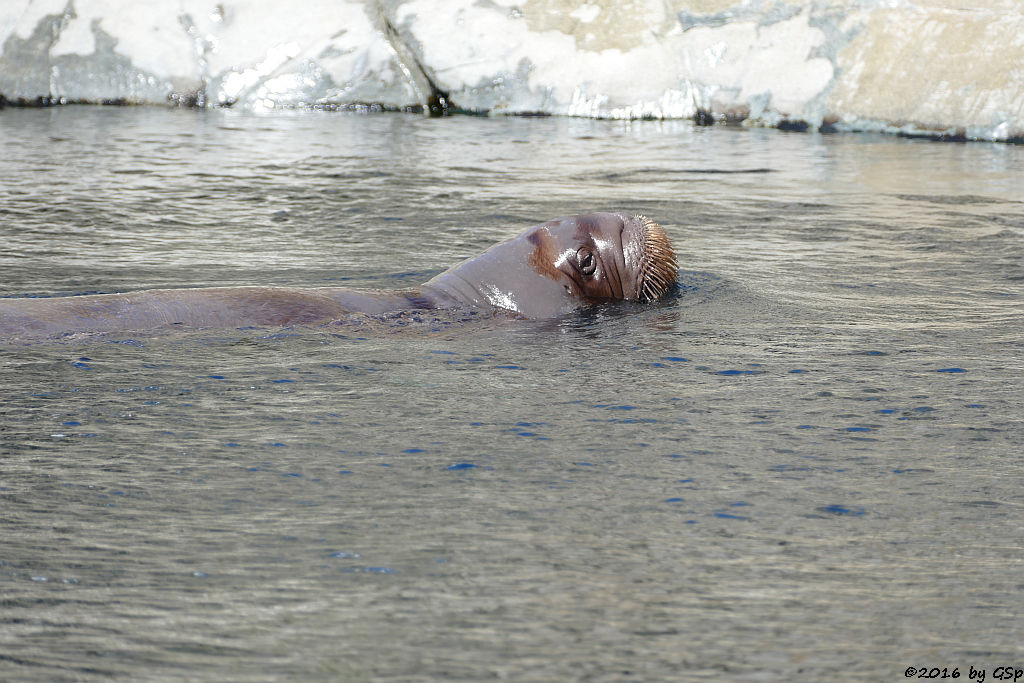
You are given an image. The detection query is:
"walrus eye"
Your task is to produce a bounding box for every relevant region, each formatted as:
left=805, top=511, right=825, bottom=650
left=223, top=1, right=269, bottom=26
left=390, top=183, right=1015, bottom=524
left=578, top=249, right=597, bottom=276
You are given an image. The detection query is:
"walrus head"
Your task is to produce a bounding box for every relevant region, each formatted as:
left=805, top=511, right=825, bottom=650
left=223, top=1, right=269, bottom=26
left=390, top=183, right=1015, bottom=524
left=422, top=212, right=678, bottom=318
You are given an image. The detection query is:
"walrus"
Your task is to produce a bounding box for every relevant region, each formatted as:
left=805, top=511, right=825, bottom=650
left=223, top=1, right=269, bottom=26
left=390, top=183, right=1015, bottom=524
left=0, top=212, right=677, bottom=341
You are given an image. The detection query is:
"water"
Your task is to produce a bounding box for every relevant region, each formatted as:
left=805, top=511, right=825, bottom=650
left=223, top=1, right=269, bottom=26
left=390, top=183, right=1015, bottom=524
left=1, top=107, right=1023, bottom=681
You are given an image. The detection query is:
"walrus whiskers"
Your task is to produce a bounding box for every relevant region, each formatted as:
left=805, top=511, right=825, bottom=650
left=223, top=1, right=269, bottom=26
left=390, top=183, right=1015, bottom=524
left=635, top=215, right=678, bottom=302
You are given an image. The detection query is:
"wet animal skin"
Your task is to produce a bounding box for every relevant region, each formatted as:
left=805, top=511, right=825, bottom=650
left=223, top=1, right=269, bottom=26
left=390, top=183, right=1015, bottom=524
left=0, top=212, right=677, bottom=340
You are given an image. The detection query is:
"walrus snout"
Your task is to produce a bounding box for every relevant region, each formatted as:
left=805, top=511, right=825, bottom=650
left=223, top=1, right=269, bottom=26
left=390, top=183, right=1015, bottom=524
left=624, top=214, right=678, bottom=301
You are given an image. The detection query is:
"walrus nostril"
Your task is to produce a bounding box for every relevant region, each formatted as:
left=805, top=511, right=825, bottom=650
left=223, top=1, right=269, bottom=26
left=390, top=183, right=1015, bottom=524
left=634, top=215, right=678, bottom=302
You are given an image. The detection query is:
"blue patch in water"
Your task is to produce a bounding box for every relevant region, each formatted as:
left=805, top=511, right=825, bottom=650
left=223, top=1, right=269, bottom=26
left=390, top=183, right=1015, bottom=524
left=365, top=567, right=396, bottom=574
left=225, top=442, right=241, bottom=447
left=270, top=442, right=286, bottom=447
left=607, top=405, right=637, bottom=410
left=402, top=448, right=426, bottom=453
left=877, top=409, right=896, bottom=414
left=208, top=375, right=225, bottom=380
left=717, top=370, right=755, bottom=375
left=447, top=463, right=477, bottom=470
left=819, top=504, right=866, bottom=516
left=678, top=478, right=694, bottom=483
left=430, top=350, right=456, bottom=355
left=966, top=404, right=985, bottom=408
left=789, top=369, right=806, bottom=373
left=573, top=462, right=595, bottom=467
left=329, top=551, right=362, bottom=559
left=62, top=421, right=81, bottom=426
left=246, top=467, right=260, bottom=472
left=70, top=361, right=91, bottom=369
left=845, top=427, right=871, bottom=432
left=713, top=512, right=748, bottom=520
left=665, top=497, right=684, bottom=503
left=661, top=356, right=688, bottom=362
left=729, top=501, right=750, bottom=507
left=338, top=470, right=353, bottom=475
left=913, top=406, right=936, bottom=412
left=937, top=367, right=966, bottom=373
left=282, top=473, right=302, bottom=478
left=271, top=379, right=295, bottom=383
left=796, top=425, right=816, bottom=429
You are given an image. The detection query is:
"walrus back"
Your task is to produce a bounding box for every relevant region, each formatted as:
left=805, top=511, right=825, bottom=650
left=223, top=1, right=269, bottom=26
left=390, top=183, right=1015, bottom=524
left=0, top=287, right=352, bottom=341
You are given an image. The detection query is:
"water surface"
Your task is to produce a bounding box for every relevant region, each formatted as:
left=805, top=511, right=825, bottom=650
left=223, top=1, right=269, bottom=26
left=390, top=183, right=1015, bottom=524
left=1, top=107, right=1023, bottom=681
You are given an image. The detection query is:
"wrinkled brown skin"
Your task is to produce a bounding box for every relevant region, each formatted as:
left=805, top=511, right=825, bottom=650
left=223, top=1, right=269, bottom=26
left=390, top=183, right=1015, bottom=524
left=0, top=212, right=669, bottom=341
